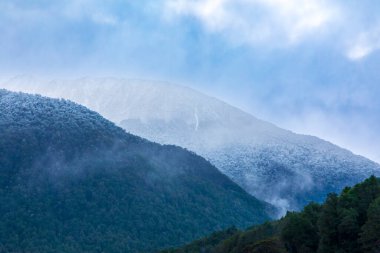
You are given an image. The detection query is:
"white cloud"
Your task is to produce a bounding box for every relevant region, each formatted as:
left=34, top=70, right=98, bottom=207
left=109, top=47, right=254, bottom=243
left=63, top=0, right=119, bottom=26
left=346, top=26, right=380, bottom=60
left=165, top=0, right=229, bottom=31
left=164, top=0, right=340, bottom=46
left=164, top=0, right=380, bottom=60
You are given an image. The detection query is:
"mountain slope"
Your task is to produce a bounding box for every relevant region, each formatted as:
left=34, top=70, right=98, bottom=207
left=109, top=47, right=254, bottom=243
left=2, top=77, right=380, bottom=213
left=162, top=176, right=380, bottom=253
left=0, top=89, right=272, bottom=253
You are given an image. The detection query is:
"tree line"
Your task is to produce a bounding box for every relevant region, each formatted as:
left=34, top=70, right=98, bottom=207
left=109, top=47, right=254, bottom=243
left=162, top=176, right=380, bottom=253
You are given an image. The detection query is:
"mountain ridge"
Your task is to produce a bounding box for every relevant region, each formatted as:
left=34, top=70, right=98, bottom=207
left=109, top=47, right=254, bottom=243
left=2, top=77, right=380, bottom=214
left=0, top=89, right=272, bottom=252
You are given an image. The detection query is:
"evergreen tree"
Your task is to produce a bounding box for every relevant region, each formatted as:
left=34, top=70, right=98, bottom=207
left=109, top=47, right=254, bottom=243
left=360, top=197, right=380, bottom=252
left=281, top=205, right=319, bottom=253
left=166, top=177, right=380, bottom=253
left=337, top=208, right=360, bottom=253
left=354, top=176, right=380, bottom=225
left=318, top=194, right=339, bottom=253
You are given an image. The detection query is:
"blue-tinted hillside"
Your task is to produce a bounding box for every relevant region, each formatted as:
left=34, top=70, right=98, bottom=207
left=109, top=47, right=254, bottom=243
left=0, top=89, right=272, bottom=253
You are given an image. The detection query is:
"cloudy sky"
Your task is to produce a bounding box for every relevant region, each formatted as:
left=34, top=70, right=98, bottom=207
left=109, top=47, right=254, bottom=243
left=1, top=0, right=379, bottom=162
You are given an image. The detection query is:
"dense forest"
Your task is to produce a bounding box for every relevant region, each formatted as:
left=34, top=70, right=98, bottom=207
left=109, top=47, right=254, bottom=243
left=2, top=89, right=379, bottom=253
left=162, top=176, right=380, bottom=253
left=0, top=89, right=273, bottom=253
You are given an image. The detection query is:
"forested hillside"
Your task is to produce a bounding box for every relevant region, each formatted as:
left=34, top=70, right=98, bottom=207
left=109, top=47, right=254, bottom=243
left=162, top=176, right=380, bottom=253
left=0, top=89, right=273, bottom=253
left=4, top=77, right=380, bottom=213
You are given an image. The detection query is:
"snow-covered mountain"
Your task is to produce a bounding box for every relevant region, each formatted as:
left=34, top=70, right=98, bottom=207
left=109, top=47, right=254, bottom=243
left=0, top=89, right=272, bottom=252
left=3, top=76, right=380, bottom=214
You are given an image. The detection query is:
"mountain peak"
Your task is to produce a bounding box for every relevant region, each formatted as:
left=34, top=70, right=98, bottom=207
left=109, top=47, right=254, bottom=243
left=2, top=78, right=380, bottom=214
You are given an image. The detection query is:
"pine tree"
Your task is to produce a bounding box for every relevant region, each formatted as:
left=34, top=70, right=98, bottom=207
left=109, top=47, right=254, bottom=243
left=360, top=197, right=380, bottom=252
left=318, top=194, right=339, bottom=253
left=354, top=176, right=380, bottom=225
left=281, top=203, right=320, bottom=253
left=337, top=208, right=360, bottom=252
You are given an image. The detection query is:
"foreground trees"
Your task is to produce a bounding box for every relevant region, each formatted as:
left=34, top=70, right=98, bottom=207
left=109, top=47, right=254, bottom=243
left=164, top=176, right=380, bottom=253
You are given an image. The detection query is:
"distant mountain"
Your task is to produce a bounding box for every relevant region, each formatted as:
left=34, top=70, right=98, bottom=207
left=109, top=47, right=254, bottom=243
left=0, top=89, right=272, bottom=253
left=2, top=77, right=380, bottom=214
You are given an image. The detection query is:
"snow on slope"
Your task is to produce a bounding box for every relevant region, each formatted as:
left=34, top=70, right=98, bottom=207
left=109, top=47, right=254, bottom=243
left=2, top=76, right=380, bottom=214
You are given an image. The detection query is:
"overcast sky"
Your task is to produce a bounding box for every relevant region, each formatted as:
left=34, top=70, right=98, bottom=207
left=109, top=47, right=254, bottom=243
left=1, top=0, right=379, bottom=162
